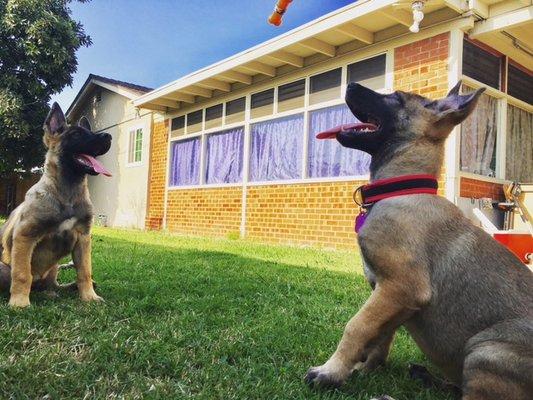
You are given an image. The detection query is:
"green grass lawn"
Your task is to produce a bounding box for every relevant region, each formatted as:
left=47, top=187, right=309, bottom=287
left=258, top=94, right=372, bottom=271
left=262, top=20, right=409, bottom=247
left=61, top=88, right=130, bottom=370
left=0, top=223, right=453, bottom=399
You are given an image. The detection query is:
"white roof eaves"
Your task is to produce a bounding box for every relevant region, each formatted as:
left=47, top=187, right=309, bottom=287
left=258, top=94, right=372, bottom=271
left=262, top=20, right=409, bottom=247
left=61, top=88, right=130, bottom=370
left=67, top=78, right=143, bottom=118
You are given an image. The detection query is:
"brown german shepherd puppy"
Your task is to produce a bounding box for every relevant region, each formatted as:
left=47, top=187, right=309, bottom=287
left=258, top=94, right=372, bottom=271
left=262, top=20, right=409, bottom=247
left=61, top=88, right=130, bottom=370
left=305, top=82, right=533, bottom=399
left=0, top=103, right=111, bottom=307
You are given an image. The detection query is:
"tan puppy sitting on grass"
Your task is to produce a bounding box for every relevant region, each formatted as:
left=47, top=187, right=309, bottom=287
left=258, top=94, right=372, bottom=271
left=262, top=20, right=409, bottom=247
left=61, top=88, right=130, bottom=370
left=0, top=103, right=111, bottom=307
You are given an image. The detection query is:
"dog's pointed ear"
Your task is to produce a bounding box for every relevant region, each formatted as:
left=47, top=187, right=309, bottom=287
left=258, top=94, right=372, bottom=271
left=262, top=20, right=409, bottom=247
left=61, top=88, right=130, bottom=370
left=430, top=85, right=485, bottom=139
left=447, top=80, right=462, bottom=96
left=44, top=102, right=67, bottom=135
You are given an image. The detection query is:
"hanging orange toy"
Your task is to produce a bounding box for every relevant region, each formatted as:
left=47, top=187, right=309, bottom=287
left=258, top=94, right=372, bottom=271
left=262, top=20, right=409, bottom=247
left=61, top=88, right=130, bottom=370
left=268, top=0, right=293, bottom=26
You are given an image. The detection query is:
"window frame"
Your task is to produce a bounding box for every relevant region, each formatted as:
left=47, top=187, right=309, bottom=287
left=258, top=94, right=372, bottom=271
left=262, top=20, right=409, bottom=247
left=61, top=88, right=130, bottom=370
left=460, top=45, right=533, bottom=183
left=166, top=51, right=392, bottom=190
left=126, top=125, right=144, bottom=167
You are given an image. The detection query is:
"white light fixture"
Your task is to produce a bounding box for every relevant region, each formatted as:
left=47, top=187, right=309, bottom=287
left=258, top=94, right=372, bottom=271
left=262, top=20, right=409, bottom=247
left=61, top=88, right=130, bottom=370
left=409, top=1, right=426, bottom=33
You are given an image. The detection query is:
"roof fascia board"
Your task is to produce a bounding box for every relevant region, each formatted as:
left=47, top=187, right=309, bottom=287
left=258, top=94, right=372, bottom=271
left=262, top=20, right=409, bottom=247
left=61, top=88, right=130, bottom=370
left=470, top=5, right=533, bottom=38
left=92, top=79, right=141, bottom=100
left=66, top=81, right=94, bottom=118
left=67, top=78, right=143, bottom=118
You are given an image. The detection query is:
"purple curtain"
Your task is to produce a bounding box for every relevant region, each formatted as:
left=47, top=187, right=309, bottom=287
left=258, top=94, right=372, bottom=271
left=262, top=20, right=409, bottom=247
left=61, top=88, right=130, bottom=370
left=308, top=104, right=370, bottom=177
left=205, top=128, right=244, bottom=184
left=250, top=114, right=304, bottom=181
left=170, top=137, right=200, bottom=186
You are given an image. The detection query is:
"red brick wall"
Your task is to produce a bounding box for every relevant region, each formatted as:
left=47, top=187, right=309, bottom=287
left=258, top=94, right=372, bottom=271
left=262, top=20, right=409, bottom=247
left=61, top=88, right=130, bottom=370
left=245, top=181, right=365, bottom=249
left=460, top=177, right=505, bottom=201
left=394, top=32, right=450, bottom=195
left=394, top=32, right=450, bottom=98
left=166, top=187, right=242, bottom=236
left=145, top=119, right=169, bottom=230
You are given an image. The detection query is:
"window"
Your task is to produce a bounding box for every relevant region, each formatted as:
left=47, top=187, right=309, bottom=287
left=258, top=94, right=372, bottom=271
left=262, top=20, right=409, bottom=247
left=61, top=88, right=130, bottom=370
left=506, top=105, right=533, bottom=182
left=128, top=128, right=143, bottom=164
left=250, top=114, right=304, bottom=181
left=170, top=138, right=200, bottom=186
left=205, top=104, right=223, bottom=129
left=463, top=40, right=501, bottom=89
left=205, top=128, right=244, bottom=184
left=508, top=64, right=533, bottom=104
left=278, top=79, right=305, bottom=112
left=310, top=68, right=341, bottom=105
left=171, top=115, right=185, bottom=138
left=225, top=97, right=245, bottom=124
left=166, top=53, right=392, bottom=189
left=308, top=105, right=370, bottom=178
left=460, top=86, right=498, bottom=177
left=251, top=88, right=274, bottom=119
left=187, top=110, right=203, bottom=134
left=348, top=54, right=386, bottom=90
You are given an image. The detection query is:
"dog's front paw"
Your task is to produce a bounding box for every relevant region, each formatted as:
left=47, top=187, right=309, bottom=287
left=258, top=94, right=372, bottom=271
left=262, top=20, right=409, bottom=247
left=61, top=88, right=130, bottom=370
left=304, top=360, right=348, bottom=389
left=79, top=290, right=104, bottom=303
left=8, top=294, right=31, bottom=308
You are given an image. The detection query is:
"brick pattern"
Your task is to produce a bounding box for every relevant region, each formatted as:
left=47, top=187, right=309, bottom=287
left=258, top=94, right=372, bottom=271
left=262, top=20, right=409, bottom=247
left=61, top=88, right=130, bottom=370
left=145, top=119, right=169, bottom=230
left=394, top=33, right=450, bottom=99
left=394, top=33, right=450, bottom=197
left=246, top=181, right=366, bottom=249
left=166, top=187, right=242, bottom=236
left=460, top=177, right=505, bottom=201
left=148, top=33, right=456, bottom=247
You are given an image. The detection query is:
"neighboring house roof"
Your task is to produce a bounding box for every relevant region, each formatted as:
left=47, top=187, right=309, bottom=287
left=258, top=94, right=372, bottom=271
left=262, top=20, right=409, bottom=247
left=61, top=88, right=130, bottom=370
left=66, top=73, right=153, bottom=118
left=133, top=0, right=532, bottom=112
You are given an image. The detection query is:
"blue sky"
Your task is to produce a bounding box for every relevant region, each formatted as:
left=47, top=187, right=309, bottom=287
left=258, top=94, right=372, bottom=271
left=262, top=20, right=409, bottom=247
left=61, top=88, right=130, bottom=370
left=51, top=0, right=355, bottom=109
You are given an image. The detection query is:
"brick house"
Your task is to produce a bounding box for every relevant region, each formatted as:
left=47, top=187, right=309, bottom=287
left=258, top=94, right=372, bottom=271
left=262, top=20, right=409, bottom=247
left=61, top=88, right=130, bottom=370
left=132, top=0, right=532, bottom=248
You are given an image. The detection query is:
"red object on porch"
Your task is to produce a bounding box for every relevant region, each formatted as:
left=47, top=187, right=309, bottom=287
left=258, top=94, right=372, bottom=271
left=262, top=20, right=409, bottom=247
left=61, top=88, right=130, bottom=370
left=493, top=233, right=533, bottom=264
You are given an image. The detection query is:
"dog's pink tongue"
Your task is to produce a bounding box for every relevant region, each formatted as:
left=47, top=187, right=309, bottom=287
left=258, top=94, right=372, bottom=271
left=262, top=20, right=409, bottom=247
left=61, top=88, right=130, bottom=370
left=78, top=154, right=112, bottom=177
left=316, top=122, right=377, bottom=139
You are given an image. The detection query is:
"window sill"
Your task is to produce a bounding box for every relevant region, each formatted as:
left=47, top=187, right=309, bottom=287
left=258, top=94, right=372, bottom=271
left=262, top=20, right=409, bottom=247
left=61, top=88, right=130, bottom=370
left=459, top=172, right=511, bottom=185
left=166, top=175, right=370, bottom=191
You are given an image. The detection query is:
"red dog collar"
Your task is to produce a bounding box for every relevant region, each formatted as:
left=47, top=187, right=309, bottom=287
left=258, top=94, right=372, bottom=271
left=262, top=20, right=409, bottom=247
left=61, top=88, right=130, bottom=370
left=354, top=174, right=439, bottom=233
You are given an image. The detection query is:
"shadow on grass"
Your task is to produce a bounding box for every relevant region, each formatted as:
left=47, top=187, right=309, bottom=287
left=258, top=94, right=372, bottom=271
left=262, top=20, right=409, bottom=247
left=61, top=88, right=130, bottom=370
left=0, top=232, right=453, bottom=400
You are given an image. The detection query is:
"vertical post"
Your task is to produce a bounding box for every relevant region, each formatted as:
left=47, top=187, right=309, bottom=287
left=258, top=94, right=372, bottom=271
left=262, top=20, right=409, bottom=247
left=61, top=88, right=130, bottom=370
left=240, top=94, right=252, bottom=238
left=301, top=76, right=311, bottom=179
left=445, top=29, right=464, bottom=203
left=385, top=48, right=394, bottom=93
left=163, top=115, right=172, bottom=230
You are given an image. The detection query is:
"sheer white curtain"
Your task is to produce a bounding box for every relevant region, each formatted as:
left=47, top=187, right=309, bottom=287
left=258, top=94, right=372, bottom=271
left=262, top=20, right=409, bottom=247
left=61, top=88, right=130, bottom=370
left=250, top=114, right=304, bottom=181
left=308, top=104, right=370, bottom=177
left=205, top=128, right=244, bottom=184
left=170, top=138, right=200, bottom=186
left=506, top=105, right=533, bottom=182
left=460, top=88, right=498, bottom=177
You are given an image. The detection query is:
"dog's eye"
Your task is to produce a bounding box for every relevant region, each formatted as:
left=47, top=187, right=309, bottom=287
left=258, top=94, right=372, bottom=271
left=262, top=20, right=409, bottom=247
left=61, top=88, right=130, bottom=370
left=394, top=92, right=405, bottom=106
left=424, top=101, right=437, bottom=109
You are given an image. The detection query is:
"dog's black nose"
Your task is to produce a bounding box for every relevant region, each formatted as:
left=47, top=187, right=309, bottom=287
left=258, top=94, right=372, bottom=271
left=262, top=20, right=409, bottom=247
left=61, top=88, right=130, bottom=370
left=347, top=82, right=365, bottom=93
left=99, top=132, right=112, bottom=142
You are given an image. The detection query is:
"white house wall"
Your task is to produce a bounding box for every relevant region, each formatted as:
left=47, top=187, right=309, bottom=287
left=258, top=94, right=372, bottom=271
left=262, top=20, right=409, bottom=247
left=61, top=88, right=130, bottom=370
left=70, top=87, right=151, bottom=229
